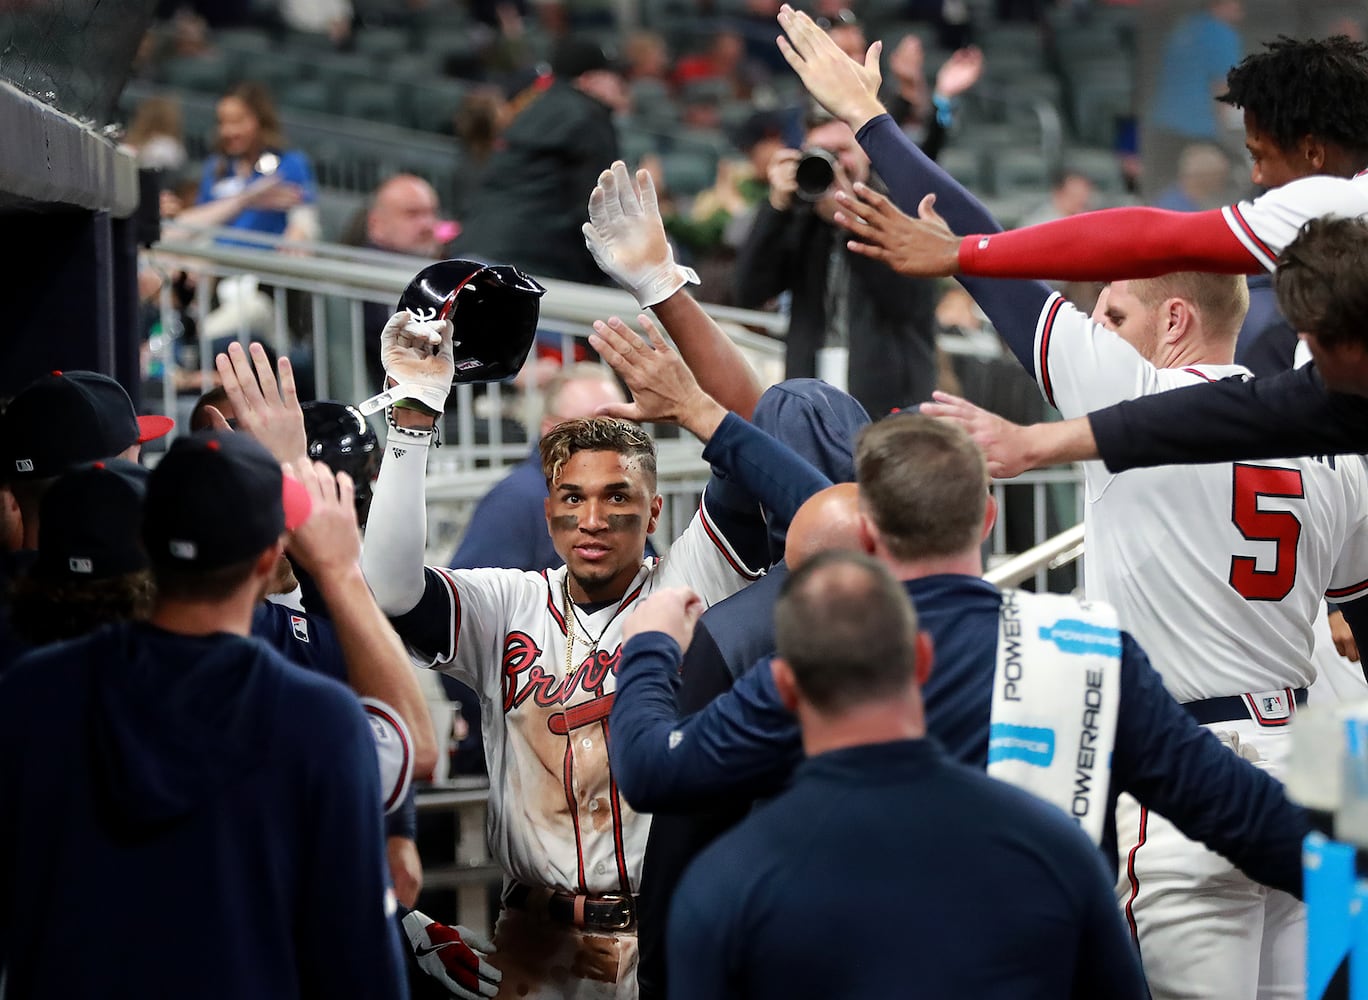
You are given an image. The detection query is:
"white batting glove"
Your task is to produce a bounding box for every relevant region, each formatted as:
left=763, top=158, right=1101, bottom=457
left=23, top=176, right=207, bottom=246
left=402, top=909, right=501, bottom=1000
left=582, top=160, right=699, bottom=308
left=358, top=310, right=456, bottom=417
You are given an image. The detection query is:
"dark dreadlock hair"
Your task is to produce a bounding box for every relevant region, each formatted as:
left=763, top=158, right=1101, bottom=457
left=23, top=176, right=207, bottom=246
left=1220, top=36, right=1368, bottom=161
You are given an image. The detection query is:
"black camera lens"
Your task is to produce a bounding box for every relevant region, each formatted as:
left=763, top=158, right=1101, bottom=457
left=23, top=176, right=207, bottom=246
left=795, top=149, right=837, bottom=201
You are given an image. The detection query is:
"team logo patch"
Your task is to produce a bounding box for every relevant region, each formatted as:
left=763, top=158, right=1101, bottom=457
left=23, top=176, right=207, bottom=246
left=14, top=459, right=33, bottom=472
left=68, top=557, right=93, bottom=574
left=290, top=615, right=310, bottom=643
left=455, top=358, right=482, bottom=371
left=988, top=722, right=1056, bottom=767
left=169, top=540, right=197, bottom=559
left=667, top=730, right=684, bottom=750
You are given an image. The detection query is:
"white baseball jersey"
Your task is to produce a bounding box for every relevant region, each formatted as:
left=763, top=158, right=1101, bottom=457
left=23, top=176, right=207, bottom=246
left=1035, top=292, right=1368, bottom=702
left=414, top=505, right=759, bottom=896
left=1223, top=169, right=1368, bottom=270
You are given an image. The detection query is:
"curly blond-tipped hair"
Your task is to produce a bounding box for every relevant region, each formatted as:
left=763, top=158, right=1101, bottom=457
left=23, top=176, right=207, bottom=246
left=539, top=417, right=657, bottom=489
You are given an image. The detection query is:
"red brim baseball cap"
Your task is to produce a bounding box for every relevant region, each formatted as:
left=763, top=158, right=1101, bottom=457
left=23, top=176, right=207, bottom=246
left=136, top=414, right=175, bottom=443
left=281, top=471, right=312, bottom=532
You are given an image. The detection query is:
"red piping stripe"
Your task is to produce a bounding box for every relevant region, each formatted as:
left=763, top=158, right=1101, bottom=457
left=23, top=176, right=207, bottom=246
left=435, top=568, right=463, bottom=659
left=1182, top=367, right=1215, bottom=382
left=602, top=718, right=632, bottom=893
left=1327, top=580, right=1368, bottom=600
left=563, top=742, right=588, bottom=893
left=699, top=502, right=762, bottom=580
left=542, top=570, right=568, bottom=637
left=1229, top=205, right=1278, bottom=267
left=1124, top=806, right=1148, bottom=945
left=1038, top=296, right=1065, bottom=409
left=365, top=703, right=413, bottom=811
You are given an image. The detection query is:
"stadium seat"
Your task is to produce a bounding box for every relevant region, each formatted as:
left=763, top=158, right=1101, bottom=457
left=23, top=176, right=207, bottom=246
left=340, top=82, right=401, bottom=124
left=279, top=79, right=335, bottom=116
left=989, top=148, right=1051, bottom=197
left=402, top=78, right=470, bottom=135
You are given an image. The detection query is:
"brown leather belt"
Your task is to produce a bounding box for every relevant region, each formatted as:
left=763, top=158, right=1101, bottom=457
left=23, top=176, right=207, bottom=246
left=504, top=882, right=637, bottom=931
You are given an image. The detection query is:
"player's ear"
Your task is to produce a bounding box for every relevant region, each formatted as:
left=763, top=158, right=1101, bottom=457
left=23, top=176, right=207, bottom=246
left=914, top=630, right=935, bottom=687
left=980, top=492, right=997, bottom=542
left=771, top=657, right=801, bottom=712
left=1164, top=298, right=1192, bottom=341
left=857, top=509, right=880, bottom=555
left=1300, top=134, right=1327, bottom=172
left=648, top=494, right=663, bottom=535
left=544, top=496, right=553, bottom=524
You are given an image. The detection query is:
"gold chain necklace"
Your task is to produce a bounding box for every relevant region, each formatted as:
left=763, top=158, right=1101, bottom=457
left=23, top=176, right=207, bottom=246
left=562, top=572, right=617, bottom=679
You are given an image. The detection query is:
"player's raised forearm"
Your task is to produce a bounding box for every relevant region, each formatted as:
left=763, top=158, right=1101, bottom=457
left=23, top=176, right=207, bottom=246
left=957, top=207, right=1258, bottom=281
left=650, top=292, right=763, bottom=419
left=1029, top=417, right=1100, bottom=466
left=361, top=430, right=433, bottom=616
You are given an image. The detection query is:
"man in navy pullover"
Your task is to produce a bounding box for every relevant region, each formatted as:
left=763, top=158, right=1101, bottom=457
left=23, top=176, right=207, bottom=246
left=625, top=548, right=1147, bottom=999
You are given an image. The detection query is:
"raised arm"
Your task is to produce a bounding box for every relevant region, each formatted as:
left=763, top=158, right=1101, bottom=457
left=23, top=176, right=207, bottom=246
left=287, top=459, right=438, bottom=778
left=1089, top=364, right=1368, bottom=471
left=774, top=3, right=1258, bottom=283
left=583, top=161, right=765, bottom=418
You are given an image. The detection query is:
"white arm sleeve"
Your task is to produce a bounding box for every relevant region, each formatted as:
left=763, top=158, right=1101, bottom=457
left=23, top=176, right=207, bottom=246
left=361, top=428, right=433, bottom=616
left=359, top=696, right=415, bottom=814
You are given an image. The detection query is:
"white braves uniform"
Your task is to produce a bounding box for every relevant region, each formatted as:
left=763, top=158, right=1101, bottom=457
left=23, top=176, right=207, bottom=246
left=363, top=430, right=761, bottom=1000
left=1033, top=293, right=1368, bottom=1000
left=1222, top=169, right=1368, bottom=271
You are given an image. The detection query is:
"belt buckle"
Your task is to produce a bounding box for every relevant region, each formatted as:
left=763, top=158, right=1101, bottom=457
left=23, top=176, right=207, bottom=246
left=596, top=892, right=635, bottom=930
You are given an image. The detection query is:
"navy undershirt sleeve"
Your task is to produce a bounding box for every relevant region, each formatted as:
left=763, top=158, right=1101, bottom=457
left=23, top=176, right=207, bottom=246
left=701, top=413, right=833, bottom=532
left=1089, top=364, right=1368, bottom=471
left=856, top=114, right=1053, bottom=374
left=387, top=568, right=456, bottom=663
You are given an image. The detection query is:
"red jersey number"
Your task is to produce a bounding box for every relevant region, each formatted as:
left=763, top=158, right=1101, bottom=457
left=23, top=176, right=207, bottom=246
left=1229, top=464, right=1304, bottom=602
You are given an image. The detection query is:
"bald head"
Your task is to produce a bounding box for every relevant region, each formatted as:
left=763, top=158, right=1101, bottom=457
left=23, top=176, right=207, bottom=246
left=368, top=174, right=441, bottom=257
left=784, top=483, right=863, bottom=569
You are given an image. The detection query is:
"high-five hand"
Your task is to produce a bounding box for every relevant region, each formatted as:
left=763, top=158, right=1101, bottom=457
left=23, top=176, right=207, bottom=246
left=583, top=160, right=699, bottom=308
left=919, top=391, right=1044, bottom=479
left=833, top=186, right=962, bottom=278
left=776, top=3, right=885, bottom=129
left=589, top=314, right=727, bottom=442
left=213, top=341, right=309, bottom=464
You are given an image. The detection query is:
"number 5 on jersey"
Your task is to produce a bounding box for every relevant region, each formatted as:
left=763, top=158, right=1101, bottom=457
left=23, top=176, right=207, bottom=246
left=1229, top=464, right=1304, bottom=602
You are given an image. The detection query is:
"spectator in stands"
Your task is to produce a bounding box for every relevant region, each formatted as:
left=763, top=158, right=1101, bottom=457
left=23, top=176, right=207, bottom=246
left=452, top=36, right=624, bottom=284
left=1153, top=141, right=1232, bottom=212
left=672, top=27, right=761, bottom=101
left=1147, top=0, right=1244, bottom=195
left=122, top=95, right=187, bottom=173
left=1019, top=168, right=1097, bottom=226
left=662, top=111, right=784, bottom=299
left=735, top=108, right=939, bottom=417
left=882, top=35, right=984, bottom=159
left=624, top=29, right=671, bottom=84
left=196, top=81, right=320, bottom=245
left=279, top=0, right=352, bottom=46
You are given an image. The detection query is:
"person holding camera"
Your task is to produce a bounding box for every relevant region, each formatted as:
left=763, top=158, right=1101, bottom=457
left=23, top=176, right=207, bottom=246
left=734, top=106, right=938, bottom=418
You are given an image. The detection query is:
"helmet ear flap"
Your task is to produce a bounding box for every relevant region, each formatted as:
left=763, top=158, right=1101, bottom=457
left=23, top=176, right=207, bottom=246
left=397, top=259, right=547, bottom=384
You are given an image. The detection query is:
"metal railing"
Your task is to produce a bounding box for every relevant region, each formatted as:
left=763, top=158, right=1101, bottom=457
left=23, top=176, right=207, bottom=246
left=145, top=231, right=1083, bottom=564
left=986, top=522, right=1085, bottom=590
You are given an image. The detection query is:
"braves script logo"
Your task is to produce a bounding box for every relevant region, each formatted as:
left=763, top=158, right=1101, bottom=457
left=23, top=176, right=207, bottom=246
left=502, top=630, right=623, bottom=713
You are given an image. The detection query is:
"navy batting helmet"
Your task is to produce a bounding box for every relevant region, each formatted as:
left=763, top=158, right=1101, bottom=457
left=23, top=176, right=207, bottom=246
left=397, top=259, right=546, bottom=384
left=302, top=400, right=380, bottom=524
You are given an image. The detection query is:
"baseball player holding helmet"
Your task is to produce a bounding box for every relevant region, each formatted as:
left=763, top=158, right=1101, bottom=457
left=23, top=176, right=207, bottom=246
left=359, top=259, right=769, bottom=999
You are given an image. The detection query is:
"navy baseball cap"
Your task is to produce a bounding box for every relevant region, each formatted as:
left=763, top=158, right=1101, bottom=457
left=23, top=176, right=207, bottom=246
left=142, top=432, right=311, bottom=570
left=35, top=459, right=150, bottom=583
left=1, top=370, right=173, bottom=480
